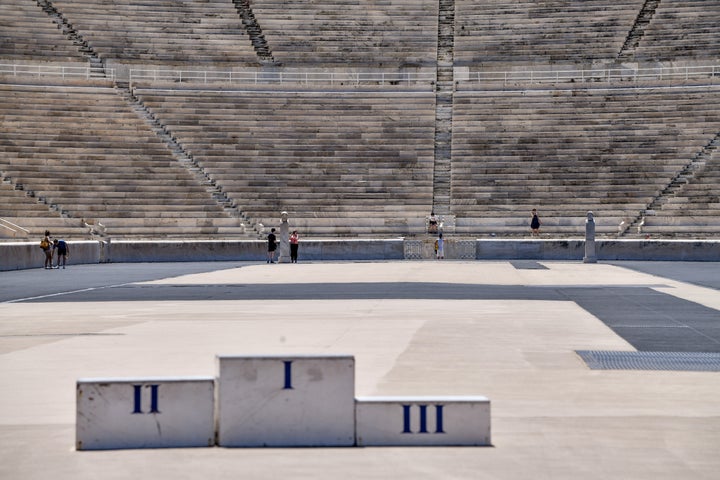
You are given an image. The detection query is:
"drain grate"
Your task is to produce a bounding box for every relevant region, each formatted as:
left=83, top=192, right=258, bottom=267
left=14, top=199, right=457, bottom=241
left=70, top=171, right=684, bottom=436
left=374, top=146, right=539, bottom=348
left=510, top=261, right=548, bottom=270
left=576, top=350, right=720, bottom=372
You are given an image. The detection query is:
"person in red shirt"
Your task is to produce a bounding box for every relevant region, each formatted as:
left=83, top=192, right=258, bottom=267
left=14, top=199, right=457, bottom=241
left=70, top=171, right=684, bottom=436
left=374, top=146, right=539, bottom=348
left=289, top=230, right=299, bottom=263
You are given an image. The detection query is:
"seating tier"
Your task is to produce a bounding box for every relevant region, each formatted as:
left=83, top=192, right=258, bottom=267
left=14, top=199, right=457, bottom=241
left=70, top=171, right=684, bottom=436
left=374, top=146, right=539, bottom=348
left=0, top=83, right=245, bottom=238
left=49, top=0, right=257, bottom=65
left=454, top=0, right=645, bottom=67
left=452, top=86, right=720, bottom=236
left=0, top=0, right=86, bottom=63
left=136, top=87, right=436, bottom=236
left=634, top=0, right=720, bottom=62
left=251, top=0, right=438, bottom=66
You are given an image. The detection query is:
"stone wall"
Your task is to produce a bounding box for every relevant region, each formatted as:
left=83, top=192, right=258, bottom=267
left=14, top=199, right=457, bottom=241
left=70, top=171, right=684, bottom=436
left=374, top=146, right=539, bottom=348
left=1, top=238, right=718, bottom=271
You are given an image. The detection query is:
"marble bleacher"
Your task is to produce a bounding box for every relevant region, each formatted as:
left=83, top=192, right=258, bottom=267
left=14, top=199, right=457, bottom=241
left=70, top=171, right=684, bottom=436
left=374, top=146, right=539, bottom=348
left=1, top=0, right=720, bottom=240
left=49, top=0, right=258, bottom=66
left=0, top=0, right=86, bottom=64
left=251, top=0, right=438, bottom=67
left=135, top=86, right=436, bottom=236
left=633, top=0, right=720, bottom=63
left=451, top=86, right=720, bottom=236
left=642, top=151, right=720, bottom=237
left=0, top=82, right=245, bottom=238
left=454, top=0, right=645, bottom=67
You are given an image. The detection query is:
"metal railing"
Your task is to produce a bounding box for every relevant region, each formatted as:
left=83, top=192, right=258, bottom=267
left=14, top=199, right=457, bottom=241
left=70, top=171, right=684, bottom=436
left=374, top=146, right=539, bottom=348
left=0, top=218, right=30, bottom=239
left=3, top=62, right=718, bottom=88
left=462, top=65, right=720, bottom=86
left=129, top=69, right=435, bottom=87
left=0, top=63, right=114, bottom=80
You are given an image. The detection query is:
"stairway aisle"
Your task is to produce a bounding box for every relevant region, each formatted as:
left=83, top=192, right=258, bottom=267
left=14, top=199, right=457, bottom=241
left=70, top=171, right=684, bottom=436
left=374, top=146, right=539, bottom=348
left=431, top=0, right=455, bottom=217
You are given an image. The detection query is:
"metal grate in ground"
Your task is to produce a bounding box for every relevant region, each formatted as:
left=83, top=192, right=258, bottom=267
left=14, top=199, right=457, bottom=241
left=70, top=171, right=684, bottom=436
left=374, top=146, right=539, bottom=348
left=576, top=350, right=720, bottom=372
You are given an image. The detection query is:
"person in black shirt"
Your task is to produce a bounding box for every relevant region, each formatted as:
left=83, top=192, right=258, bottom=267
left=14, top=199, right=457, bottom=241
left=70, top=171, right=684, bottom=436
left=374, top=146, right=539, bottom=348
left=267, top=228, right=277, bottom=263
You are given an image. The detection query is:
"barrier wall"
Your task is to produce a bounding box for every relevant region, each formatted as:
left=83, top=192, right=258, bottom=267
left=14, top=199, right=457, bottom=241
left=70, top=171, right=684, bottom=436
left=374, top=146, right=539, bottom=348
left=0, top=241, right=101, bottom=271
left=2, top=238, right=718, bottom=271
left=106, top=239, right=405, bottom=263
left=475, top=239, right=720, bottom=261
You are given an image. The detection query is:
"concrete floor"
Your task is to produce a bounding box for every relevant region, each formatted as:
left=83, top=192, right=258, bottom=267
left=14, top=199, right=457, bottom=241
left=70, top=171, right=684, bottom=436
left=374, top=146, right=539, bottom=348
left=0, top=260, right=718, bottom=479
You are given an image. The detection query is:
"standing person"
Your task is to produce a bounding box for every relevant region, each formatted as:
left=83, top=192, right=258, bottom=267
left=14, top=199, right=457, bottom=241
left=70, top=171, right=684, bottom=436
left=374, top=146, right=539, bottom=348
left=267, top=228, right=277, bottom=263
left=53, top=238, right=69, bottom=269
left=40, top=230, right=53, bottom=269
left=530, top=208, right=541, bottom=237
left=289, top=230, right=299, bottom=263
left=436, top=233, right=444, bottom=260
left=428, top=211, right=438, bottom=234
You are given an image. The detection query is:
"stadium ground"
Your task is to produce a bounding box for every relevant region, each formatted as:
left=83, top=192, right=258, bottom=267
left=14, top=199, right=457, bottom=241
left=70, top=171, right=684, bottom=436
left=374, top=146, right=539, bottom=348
left=0, top=260, right=719, bottom=479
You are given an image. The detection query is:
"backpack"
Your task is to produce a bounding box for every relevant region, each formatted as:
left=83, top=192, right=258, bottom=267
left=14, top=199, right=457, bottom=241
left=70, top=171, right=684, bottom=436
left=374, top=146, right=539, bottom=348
left=40, top=238, right=50, bottom=250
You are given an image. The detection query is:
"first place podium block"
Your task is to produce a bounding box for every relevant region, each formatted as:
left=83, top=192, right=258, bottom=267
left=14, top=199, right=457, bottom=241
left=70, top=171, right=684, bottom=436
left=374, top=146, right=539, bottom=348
left=76, top=377, right=215, bottom=450
left=216, top=355, right=355, bottom=447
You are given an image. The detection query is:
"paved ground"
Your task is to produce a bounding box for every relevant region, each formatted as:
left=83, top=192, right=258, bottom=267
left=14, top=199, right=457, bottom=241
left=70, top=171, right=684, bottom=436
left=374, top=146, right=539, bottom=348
left=0, top=260, right=719, bottom=479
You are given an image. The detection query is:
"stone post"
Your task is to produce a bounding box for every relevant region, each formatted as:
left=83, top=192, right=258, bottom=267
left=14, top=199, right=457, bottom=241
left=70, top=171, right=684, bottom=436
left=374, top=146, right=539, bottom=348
left=278, top=211, right=290, bottom=263
left=583, top=211, right=597, bottom=263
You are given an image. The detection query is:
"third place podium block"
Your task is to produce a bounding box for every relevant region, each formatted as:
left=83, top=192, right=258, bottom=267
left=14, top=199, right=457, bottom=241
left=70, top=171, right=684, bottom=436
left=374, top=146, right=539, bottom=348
left=216, top=355, right=356, bottom=447
left=355, top=396, right=491, bottom=446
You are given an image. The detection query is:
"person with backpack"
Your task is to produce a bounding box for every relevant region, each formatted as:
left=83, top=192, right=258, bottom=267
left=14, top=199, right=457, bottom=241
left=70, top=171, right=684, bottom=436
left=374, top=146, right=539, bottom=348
left=40, top=230, right=53, bottom=269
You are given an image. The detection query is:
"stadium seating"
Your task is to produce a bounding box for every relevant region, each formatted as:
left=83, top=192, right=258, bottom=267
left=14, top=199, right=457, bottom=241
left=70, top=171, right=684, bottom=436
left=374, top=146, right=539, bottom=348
left=250, top=0, right=438, bottom=67
left=452, top=86, right=720, bottom=236
left=0, top=83, right=245, bottom=238
left=134, top=86, right=436, bottom=236
left=0, top=0, right=86, bottom=64
left=49, top=0, right=258, bottom=65
left=634, top=0, right=720, bottom=62
left=454, top=0, right=645, bottom=67
left=641, top=147, right=720, bottom=237
left=1, top=0, right=719, bottom=240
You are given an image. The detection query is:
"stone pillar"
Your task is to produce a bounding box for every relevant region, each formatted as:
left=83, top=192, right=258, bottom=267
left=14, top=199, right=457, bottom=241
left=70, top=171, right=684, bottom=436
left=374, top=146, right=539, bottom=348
left=278, top=211, right=290, bottom=263
left=583, top=211, right=597, bottom=263
left=101, top=238, right=111, bottom=264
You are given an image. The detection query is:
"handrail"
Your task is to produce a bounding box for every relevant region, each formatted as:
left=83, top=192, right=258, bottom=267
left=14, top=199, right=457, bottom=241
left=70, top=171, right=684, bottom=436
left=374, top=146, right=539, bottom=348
left=0, top=218, right=30, bottom=239
left=462, top=65, right=720, bottom=86
left=3, top=62, right=718, bottom=88
left=129, top=69, right=435, bottom=87
left=0, top=63, right=115, bottom=81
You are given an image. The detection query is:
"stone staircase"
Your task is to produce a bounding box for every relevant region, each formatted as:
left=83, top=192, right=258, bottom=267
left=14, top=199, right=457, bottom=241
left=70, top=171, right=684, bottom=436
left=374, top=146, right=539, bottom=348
left=115, top=85, right=261, bottom=236
left=231, top=0, right=276, bottom=64
left=617, top=0, right=661, bottom=60
left=432, top=0, right=455, bottom=217
left=36, top=0, right=106, bottom=78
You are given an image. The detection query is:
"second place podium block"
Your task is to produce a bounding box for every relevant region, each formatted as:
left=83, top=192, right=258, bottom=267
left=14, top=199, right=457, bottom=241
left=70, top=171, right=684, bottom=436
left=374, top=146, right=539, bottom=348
left=76, top=377, right=215, bottom=450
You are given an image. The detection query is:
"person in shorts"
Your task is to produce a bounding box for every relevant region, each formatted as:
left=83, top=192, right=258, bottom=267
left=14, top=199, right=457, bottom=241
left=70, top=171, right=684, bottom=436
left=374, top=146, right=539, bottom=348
left=53, top=238, right=69, bottom=269
left=267, top=228, right=277, bottom=263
